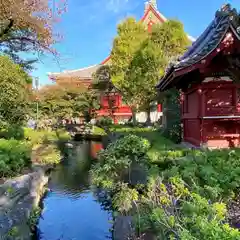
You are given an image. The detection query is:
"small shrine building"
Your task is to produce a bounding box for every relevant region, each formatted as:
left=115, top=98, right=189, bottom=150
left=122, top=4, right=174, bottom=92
left=48, top=0, right=194, bottom=124
left=157, top=4, right=240, bottom=149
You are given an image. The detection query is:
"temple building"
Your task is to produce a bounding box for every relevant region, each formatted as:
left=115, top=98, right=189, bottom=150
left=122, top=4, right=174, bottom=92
left=157, top=4, right=240, bottom=149
left=49, top=0, right=194, bottom=123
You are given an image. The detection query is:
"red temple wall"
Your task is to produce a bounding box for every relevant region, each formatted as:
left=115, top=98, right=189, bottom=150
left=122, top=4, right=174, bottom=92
left=204, top=85, right=236, bottom=116
left=183, top=90, right=199, bottom=118
left=101, top=94, right=122, bottom=107
left=183, top=119, right=201, bottom=146
left=182, top=81, right=240, bottom=148
left=202, top=120, right=240, bottom=148
left=182, top=89, right=201, bottom=146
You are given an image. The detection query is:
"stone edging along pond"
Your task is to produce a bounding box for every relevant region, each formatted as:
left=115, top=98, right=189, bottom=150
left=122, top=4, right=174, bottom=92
left=0, top=142, right=64, bottom=240
left=0, top=166, right=50, bottom=240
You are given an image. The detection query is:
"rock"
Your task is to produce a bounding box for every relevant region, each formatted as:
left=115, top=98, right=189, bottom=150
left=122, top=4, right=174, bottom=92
left=128, top=163, right=148, bottom=186
left=113, top=215, right=134, bottom=240
left=90, top=119, right=96, bottom=125
left=0, top=168, right=49, bottom=239
left=65, top=142, right=74, bottom=148
left=228, top=195, right=240, bottom=228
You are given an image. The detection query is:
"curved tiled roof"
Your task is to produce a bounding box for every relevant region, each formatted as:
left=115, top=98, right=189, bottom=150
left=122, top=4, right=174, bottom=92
left=157, top=4, right=240, bottom=91
left=48, top=64, right=100, bottom=79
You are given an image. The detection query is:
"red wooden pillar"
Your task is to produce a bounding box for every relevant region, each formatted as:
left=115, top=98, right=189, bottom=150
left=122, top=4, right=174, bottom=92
left=233, top=86, right=238, bottom=113
left=180, top=91, right=184, bottom=115
left=198, top=87, right=204, bottom=146
left=157, top=104, right=162, bottom=112
left=180, top=91, right=185, bottom=142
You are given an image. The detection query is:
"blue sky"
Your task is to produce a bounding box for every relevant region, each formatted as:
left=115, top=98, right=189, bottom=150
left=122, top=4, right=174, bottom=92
left=31, top=0, right=240, bottom=87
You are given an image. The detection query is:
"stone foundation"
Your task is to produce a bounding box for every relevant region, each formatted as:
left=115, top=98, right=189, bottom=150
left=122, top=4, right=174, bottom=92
left=0, top=167, right=50, bottom=239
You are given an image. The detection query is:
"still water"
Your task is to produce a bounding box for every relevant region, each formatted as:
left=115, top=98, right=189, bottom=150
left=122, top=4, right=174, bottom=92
left=36, top=141, right=113, bottom=240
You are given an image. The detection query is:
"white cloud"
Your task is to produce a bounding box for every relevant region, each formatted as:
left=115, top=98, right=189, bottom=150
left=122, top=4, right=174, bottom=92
left=106, top=0, right=129, bottom=13
left=72, top=0, right=140, bottom=23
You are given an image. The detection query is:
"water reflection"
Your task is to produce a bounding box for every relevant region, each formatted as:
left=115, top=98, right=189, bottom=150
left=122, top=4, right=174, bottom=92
left=36, top=141, right=112, bottom=240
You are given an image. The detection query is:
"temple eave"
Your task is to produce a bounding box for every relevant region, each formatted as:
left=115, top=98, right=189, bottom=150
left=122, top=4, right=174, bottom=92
left=157, top=5, right=240, bottom=92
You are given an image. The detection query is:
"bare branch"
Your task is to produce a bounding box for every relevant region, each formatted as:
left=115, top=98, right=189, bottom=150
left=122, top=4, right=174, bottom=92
left=0, top=19, right=14, bottom=38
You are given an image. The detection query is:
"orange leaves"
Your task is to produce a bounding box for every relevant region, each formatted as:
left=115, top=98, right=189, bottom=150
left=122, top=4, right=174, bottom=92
left=0, top=0, right=67, bottom=53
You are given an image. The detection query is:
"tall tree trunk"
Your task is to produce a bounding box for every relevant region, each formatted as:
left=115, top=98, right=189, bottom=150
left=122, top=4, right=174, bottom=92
left=131, top=107, right=137, bottom=126
left=145, top=105, right=151, bottom=126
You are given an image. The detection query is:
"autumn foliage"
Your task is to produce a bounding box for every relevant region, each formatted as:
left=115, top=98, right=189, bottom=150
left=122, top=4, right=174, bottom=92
left=0, top=0, right=67, bottom=54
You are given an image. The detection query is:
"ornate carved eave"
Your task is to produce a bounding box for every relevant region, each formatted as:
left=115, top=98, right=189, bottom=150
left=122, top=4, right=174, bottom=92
left=157, top=3, right=240, bottom=91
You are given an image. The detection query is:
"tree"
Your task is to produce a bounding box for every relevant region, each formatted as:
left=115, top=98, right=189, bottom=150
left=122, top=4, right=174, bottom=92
left=0, top=0, right=66, bottom=68
left=150, top=20, right=190, bottom=62
left=74, top=90, right=100, bottom=122
left=126, top=37, right=166, bottom=124
left=37, top=83, right=99, bottom=123
left=111, top=17, right=148, bottom=125
left=128, top=20, right=190, bottom=124
left=37, top=84, right=72, bottom=121
left=92, top=65, right=117, bottom=121
left=92, top=65, right=112, bottom=92
left=0, top=55, right=32, bottom=124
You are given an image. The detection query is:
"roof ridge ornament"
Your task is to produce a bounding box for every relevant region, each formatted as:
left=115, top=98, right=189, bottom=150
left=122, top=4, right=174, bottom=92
left=221, top=3, right=231, bottom=12
left=216, top=4, right=238, bottom=18
left=215, top=3, right=232, bottom=18
left=215, top=4, right=240, bottom=28
left=149, top=0, right=157, bottom=9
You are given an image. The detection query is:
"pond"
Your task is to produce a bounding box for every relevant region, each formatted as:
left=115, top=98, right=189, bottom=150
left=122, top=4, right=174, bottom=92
left=35, top=141, right=113, bottom=240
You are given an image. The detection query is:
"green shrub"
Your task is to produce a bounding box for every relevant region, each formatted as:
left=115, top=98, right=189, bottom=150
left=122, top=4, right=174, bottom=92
left=133, top=147, right=240, bottom=238
left=112, top=183, right=139, bottom=213
left=162, top=88, right=182, bottom=143
left=161, top=149, right=240, bottom=201
left=92, top=124, right=240, bottom=238
left=107, top=134, right=151, bottom=159
left=134, top=176, right=240, bottom=240
left=4, top=124, right=25, bottom=140
left=96, top=117, right=113, bottom=127
left=0, top=124, right=25, bottom=140
left=0, top=139, right=31, bottom=177
left=91, top=135, right=150, bottom=190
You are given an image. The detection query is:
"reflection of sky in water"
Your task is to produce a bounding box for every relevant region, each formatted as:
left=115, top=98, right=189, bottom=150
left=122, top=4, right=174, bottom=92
left=36, top=142, right=112, bottom=240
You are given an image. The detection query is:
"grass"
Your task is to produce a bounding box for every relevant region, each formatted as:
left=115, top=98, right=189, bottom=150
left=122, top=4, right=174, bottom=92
left=110, top=125, right=156, bottom=133
left=24, top=128, right=71, bottom=146
left=31, top=144, right=61, bottom=165
left=92, top=126, right=107, bottom=136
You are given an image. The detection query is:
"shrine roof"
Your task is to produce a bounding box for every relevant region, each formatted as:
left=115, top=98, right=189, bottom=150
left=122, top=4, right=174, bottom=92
left=48, top=64, right=100, bottom=80
left=157, top=4, right=240, bottom=91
